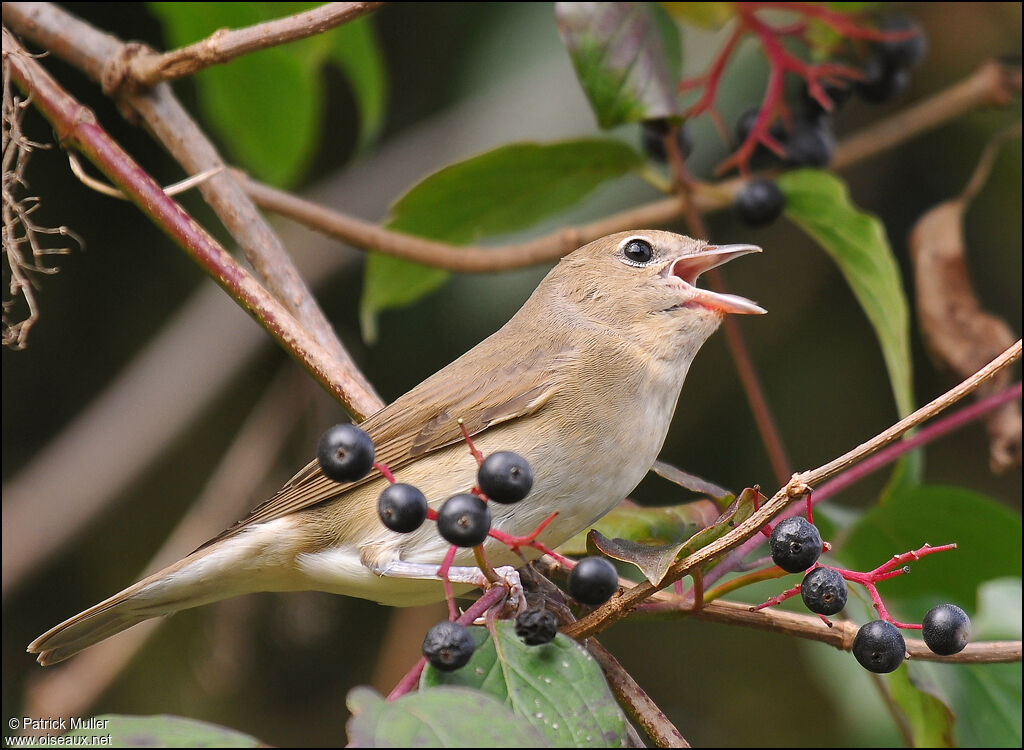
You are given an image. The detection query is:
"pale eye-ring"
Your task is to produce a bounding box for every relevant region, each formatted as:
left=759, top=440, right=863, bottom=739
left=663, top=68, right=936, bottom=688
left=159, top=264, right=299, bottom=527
left=621, top=238, right=654, bottom=266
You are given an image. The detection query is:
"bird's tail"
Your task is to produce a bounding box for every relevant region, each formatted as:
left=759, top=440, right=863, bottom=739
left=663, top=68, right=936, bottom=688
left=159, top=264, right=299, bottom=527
left=28, top=528, right=288, bottom=665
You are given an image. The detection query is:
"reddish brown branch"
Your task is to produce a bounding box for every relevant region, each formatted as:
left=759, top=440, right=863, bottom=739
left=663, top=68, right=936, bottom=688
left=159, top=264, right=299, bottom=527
left=2, top=28, right=369, bottom=416
left=3, top=1, right=384, bottom=419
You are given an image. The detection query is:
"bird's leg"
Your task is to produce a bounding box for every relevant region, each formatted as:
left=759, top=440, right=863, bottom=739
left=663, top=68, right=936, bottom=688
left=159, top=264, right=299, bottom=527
left=373, top=560, right=525, bottom=613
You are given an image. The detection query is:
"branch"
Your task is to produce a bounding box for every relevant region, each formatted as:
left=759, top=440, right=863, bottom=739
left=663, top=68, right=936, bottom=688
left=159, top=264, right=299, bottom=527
left=833, top=60, right=1022, bottom=171
left=704, top=380, right=1024, bottom=590
left=648, top=597, right=1022, bottom=664
left=2, top=28, right=371, bottom=416
left=236, top=59, right=1021, bottom=274
left=588, top=639, right=691, bottom=748
left=121, top=2, right=384, bottom=91
left=563, top=340, right=1022, bottom=640
left=3, top=1, right=383, bottom=419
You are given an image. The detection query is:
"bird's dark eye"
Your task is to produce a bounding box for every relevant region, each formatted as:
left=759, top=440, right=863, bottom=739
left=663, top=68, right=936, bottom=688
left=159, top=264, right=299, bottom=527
left=622, top=238, right=654, bottom=265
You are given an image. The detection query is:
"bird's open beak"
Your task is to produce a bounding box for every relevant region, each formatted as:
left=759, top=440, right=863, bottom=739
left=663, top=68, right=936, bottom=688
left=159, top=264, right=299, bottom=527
left=664, top=244, right=766, bottom=315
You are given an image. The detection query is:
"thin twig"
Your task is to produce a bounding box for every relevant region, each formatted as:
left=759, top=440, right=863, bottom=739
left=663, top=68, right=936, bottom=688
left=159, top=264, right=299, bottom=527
left=3, top=1, right=384, bottom=419
left=704, top=380, right=1024, bottom=589
left=833, top=60, right=1022, bottom=171
left=563, top=340, right=1022, bottom=640
left=234, top=60, right=1021, bottom=274
left=122, top=2, right=384, bottom=91
left=2, top=27, right=371, bottom=416
left=588, top=639, right=691, bottom=748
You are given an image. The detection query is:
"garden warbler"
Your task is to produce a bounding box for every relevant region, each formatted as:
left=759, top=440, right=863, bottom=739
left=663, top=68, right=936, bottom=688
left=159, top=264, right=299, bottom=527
left=29, top=230, right=763, bottom=665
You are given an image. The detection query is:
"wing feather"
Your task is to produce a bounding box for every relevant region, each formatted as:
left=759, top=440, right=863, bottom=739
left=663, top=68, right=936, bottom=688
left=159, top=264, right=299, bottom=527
left=197, top=334, right=574, bottom=550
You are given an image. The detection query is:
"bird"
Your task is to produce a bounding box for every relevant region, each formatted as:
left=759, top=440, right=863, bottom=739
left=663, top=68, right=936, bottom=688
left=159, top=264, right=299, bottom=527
left=28, top=230, right=764, bottom=665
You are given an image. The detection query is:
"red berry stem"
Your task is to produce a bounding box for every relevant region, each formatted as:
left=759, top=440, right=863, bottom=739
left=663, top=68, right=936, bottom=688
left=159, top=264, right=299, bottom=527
left=487, top=511, right=573, bottom=567
left=681, top=1, right=897, bottom=174
left=754, top=543, right=958, bottom=629
left=437, top=544, right=459, bottom=622
left=374, top=461, right=396, bottom=484
left=457, top=418, right=485, bottom=467
left=753, top=581, right=803, bottom=610
left=386, top=584, right=507, bottom=701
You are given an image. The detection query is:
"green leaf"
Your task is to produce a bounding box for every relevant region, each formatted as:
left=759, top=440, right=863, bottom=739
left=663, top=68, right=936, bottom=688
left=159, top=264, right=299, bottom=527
left=889, top=665, right=957, bottom=747
left=778, top=169, right=919, bottom=491
left=422, top=621, right=628, bottom=747
left=149, top=3, right=386, bottom=185
left=556, top=3, right=683, bottom=128
left=345, top=685, right=545, bottom=748
left=63, top=715, right=263, bottom=748
left=972, top=578, right=1023, bottom=640
left=328, top=18, right=387, bottom=151
left=778, top=169, right=913, bottom=420
left=836, top=484, right=1023, bottom=614
left=360, top=139, right=644, bottom=340
left=150, top=3, right=320, bottom=186
left=559, top=498, right=721, bottom=556
left=660, top=2, right=734, bottom=29
left=956, top=663, right=1022, bottom=747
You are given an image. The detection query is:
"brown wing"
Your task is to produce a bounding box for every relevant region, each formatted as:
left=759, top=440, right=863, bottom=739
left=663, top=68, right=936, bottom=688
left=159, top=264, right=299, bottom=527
left=197, top=333, right=575, bottom=549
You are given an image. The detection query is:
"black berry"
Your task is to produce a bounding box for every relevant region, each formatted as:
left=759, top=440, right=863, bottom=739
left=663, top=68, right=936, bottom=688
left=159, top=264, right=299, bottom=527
left=422, top=620, right=476, bottom=672
left=855, top=54, right=910, bottom=103
left=568, top=556, right=619, bottom=606
left=642, top=118, right=693, bottom=163
left=317, top=424, right=375, bottom=483
left=377, top=483, right=428, bottom=533
left=437, top=493, right=491, bottom=547
left=785, top=120, right=835, bottom=168
left=769, top=517, right=823, bottom=573
left=800, top=566, right=848, bottom=615
left=734, top=179, right=785, bottom=228
left=876, top=16, right=927, bottom=70
left=515, top=608, right=559, bottom=646
left=853, top=620, right=906, bottom=673
left=478, top=451, right=534, bottom=504
left=922, top=603, right=971, bottom=656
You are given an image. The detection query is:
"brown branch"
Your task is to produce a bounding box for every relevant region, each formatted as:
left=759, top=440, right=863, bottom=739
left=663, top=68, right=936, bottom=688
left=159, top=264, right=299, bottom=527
left=240, top=173, right=692, bottom=271
left=3, top=1, right=383, bottom=419
left=122, top=2, right=384, bottom=91
left=237, top=59, right=1020, bottom=274
left=644, top=597, right=1022, bottom=664
left=563, top=340, right=1022, bottom=641
left=588, top=639, right=691, bottom=748
left=2, top=27, right=370, bottom=416
left=832, top=59, right=1022, bottom=171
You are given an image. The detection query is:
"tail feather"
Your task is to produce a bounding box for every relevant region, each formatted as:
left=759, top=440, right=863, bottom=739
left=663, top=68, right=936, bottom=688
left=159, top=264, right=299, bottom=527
left=28, top=525, right=292, bottom=665
left=27, top=557, right=199, bottom=665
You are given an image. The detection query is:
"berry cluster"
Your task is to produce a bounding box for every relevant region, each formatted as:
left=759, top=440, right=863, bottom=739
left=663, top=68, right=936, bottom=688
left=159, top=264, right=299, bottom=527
left=760, top=511, right=971, bottom=673
left=316, top=424, right=622, bottom=673
left=655, top=7, right=926, bottom=228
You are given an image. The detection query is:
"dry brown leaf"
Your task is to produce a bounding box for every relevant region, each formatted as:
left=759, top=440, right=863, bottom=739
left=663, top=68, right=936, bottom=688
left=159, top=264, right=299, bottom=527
left=909, top=126, right=1022, bottom=473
